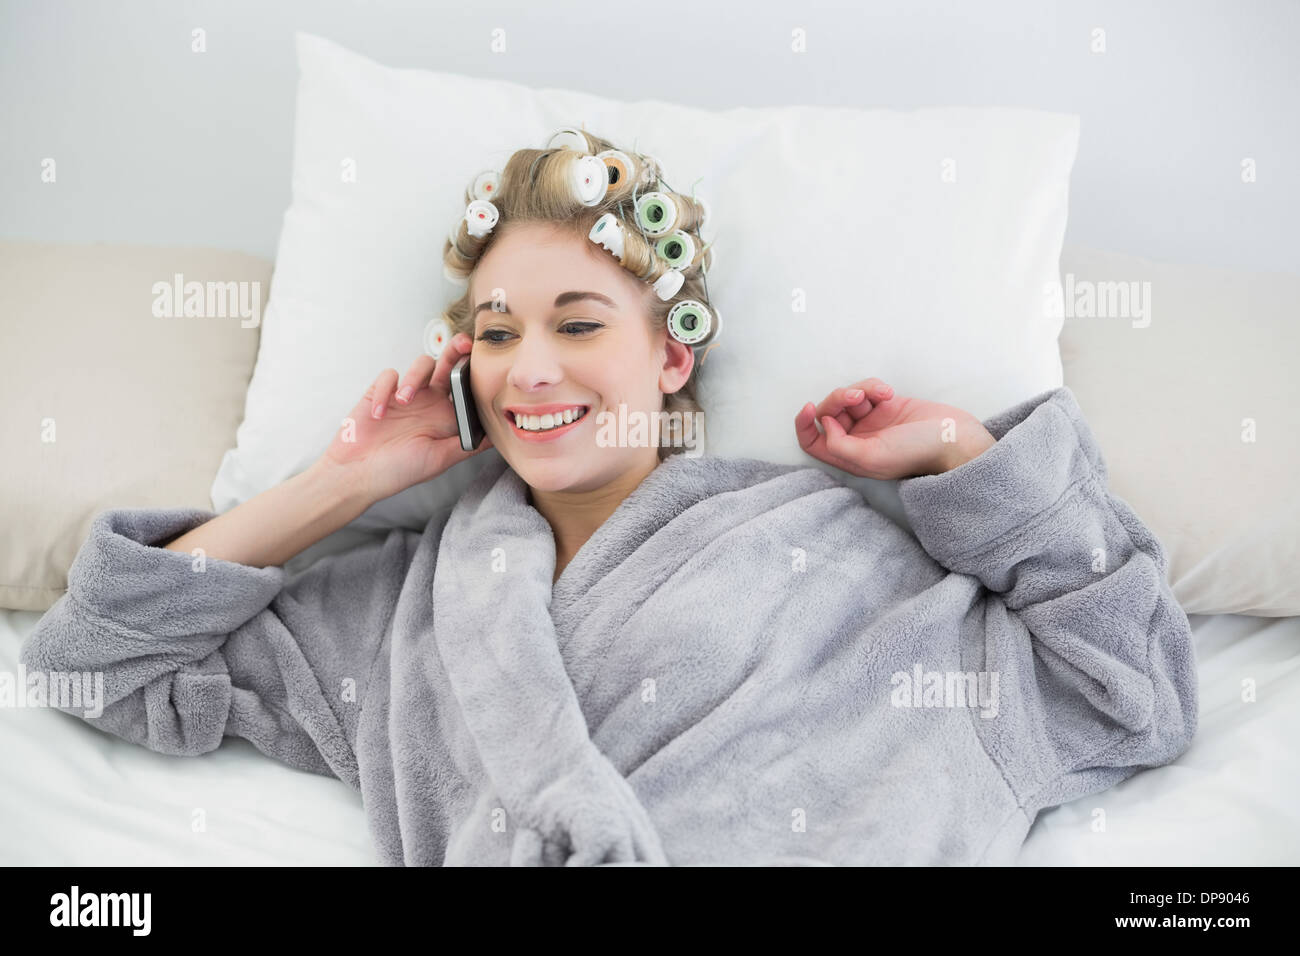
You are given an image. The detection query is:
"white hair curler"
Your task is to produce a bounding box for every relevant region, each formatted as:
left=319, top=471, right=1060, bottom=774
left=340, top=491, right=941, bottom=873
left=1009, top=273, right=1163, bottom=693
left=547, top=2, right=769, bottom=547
left=588, top=212, right=626, bottom=259
left=547, top=127, right=591, bottom=152
left=464, top=199, right=499, bottom=238
left=635, top=191, right=678, bottom=237
left=570, top=154, right=609, bottom=206
left=424, top=317, right=452, bottom=358
left=655, top=230, right=697, bottom=272
left=469, top=169, right=500, bottom=202
left=653, top=268, right=685, bottom=301
left=666, top=299, right=713, bottom=345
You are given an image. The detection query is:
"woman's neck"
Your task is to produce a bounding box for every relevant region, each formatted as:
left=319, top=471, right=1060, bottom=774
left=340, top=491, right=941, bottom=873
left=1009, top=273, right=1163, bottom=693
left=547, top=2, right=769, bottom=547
left=528, top=455, right=661, bottom=584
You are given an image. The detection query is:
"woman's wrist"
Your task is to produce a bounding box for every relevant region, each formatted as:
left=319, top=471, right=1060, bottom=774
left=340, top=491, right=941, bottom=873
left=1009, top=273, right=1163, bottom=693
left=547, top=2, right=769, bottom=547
left=305, top=456, right=377, bottom=517
left=227, top=461, right=373, bottom=567
left=934, top=423, right=998, bottom=474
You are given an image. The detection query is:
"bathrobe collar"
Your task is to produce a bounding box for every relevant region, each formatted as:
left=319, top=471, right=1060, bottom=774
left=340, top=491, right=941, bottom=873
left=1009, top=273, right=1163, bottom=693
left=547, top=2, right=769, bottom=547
left=464, top=451, right=815, bottom=610
left=427, top=449, right=820, bottom=822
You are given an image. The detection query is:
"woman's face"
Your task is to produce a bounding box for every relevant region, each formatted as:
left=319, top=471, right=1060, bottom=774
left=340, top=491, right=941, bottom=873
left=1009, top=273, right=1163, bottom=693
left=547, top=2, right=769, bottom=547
left=467, top=221, right=694, bottom=494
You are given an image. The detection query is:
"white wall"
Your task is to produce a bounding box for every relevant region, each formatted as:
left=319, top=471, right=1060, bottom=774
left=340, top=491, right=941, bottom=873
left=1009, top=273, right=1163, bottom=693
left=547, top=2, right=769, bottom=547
left=1, top=0, right=1296, bottom=274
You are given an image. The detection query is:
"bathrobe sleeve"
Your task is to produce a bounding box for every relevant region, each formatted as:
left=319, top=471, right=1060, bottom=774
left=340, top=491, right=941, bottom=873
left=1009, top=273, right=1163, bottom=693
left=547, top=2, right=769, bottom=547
left=18, top=506, right=415, bottom=786
left=896, top=385, right=1199, bottom=820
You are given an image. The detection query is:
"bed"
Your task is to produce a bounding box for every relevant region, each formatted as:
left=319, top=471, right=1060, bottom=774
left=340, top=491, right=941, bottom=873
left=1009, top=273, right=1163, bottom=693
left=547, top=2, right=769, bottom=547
left=3, top=233, right=1297, bottom=863
left=2, top=606, right=1297, bottom=865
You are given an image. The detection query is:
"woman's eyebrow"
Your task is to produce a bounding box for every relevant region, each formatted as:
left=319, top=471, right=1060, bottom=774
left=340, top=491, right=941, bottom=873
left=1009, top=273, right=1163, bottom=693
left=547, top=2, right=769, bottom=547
left=473, top=291, right=618, bottom=317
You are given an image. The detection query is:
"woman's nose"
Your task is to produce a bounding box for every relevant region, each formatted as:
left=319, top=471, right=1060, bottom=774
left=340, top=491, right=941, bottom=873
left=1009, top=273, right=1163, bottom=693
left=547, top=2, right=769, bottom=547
left=506, top=337, right=565, bottom=391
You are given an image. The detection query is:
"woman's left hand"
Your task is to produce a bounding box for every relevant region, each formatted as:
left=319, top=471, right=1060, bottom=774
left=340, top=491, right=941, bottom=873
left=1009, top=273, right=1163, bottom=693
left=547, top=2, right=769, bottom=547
left=794, top=378, right=997, bottom=480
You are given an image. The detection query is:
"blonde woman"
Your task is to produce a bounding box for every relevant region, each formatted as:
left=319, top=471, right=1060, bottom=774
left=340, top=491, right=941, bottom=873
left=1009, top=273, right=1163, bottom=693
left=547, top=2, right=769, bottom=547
left=21, top=129, right=1198, bottom=867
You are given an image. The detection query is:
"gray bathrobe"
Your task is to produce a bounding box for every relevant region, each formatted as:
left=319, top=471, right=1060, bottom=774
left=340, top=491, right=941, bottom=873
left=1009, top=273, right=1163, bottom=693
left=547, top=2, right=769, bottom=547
left=19, top=385, right=1198, bottom=865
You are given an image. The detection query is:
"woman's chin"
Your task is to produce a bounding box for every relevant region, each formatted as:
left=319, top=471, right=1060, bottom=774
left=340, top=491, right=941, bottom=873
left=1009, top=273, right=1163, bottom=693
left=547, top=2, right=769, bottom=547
left=506, top=453, right=581, bottom=487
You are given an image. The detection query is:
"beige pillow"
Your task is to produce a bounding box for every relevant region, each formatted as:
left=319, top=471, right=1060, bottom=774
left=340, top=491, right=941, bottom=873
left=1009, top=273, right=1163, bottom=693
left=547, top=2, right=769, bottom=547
left=1058, top=245, right=1300, bottom=617
left=0, top=241, right=267, bottom=611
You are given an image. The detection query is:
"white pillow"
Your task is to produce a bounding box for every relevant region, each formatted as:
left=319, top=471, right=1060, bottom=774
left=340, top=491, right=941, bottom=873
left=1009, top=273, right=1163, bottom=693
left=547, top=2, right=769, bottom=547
left=214, top=31, right=1079, bottom=534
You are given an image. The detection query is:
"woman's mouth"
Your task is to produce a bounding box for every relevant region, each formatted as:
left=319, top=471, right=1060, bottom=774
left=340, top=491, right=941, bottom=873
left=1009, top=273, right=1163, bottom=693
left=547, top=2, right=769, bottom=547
left=505, top=405, right=590, bottom=442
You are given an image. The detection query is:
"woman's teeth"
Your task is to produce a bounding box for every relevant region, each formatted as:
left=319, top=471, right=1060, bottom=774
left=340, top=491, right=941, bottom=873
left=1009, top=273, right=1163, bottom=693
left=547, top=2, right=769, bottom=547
left=514, top=407, right=588, bottom=432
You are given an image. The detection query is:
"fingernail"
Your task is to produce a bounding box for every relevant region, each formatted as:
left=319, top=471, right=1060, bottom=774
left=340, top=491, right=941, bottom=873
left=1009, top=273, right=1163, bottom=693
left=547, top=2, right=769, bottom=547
left=372, top=404, right=384, bottom=419
left=396, top=386, right=413, bottom=404
left=846, top=389, right=864, bottom=401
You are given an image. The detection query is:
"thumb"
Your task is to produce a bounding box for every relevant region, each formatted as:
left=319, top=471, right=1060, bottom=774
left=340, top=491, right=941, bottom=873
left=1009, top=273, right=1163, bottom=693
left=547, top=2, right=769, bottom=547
left=821, top=414, right=870, bottom=476
left=821, top=414, right=848, bottom=447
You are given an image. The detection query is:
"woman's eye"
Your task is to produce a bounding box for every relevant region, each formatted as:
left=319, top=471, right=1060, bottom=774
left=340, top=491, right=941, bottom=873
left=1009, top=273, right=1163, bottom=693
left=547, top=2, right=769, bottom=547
left=476, top=322, right=602, bottom=344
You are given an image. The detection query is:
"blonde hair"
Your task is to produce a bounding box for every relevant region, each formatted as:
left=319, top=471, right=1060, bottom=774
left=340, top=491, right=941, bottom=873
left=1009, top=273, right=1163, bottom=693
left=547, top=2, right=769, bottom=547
left=440, top=129, right=714, bottom=460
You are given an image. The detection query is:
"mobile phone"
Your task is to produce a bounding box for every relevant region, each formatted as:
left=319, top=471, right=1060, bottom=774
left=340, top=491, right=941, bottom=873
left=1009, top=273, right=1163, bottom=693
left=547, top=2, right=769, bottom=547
left=450, top=354, right=486, bottom=451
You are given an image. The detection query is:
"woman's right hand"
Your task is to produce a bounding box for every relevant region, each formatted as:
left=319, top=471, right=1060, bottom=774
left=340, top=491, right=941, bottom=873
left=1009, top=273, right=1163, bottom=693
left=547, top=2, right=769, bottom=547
left=318, top=331, right=495, bottom=507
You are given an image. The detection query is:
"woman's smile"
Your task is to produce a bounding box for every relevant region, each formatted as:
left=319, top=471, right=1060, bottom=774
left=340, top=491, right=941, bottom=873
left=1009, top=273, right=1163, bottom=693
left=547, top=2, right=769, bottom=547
left=504, top=403, right=592, bottom=442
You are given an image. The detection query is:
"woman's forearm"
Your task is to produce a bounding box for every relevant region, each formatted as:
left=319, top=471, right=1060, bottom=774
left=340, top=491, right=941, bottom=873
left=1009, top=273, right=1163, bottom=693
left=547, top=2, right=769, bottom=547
left=160, top=460, right=372, bottom=568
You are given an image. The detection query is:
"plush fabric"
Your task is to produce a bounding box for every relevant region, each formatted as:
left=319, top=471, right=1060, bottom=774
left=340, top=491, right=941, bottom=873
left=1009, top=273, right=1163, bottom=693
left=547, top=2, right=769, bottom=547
left=19, top=385, right=1197, bottom=865
left=0, top=240, right=267, bottom=612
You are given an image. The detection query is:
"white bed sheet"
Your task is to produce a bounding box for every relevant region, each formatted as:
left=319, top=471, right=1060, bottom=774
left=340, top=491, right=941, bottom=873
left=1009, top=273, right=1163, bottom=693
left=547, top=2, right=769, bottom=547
left=2, top=606, right=1297, bottom=865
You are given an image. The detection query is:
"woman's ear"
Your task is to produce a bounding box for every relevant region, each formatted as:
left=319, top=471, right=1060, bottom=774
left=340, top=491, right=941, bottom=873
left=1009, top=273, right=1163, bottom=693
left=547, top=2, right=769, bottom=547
left=658, top=335, right=695, bottom=395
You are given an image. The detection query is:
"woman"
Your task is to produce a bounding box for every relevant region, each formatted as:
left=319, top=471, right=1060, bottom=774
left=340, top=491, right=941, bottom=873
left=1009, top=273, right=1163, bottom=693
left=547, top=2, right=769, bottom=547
left=20, top=129, right=1198, bottom=866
